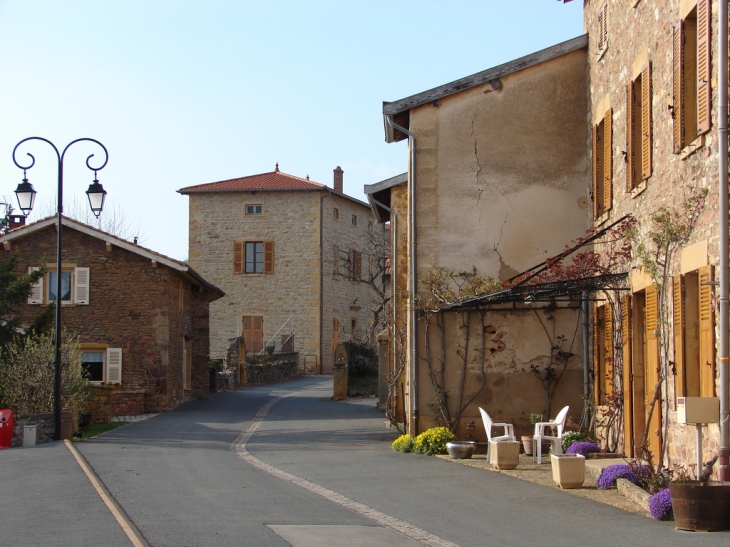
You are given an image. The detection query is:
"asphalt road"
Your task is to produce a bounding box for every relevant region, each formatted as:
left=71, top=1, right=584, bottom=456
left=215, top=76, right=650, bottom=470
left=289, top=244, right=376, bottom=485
left=2, top=376, right=729, bottom=547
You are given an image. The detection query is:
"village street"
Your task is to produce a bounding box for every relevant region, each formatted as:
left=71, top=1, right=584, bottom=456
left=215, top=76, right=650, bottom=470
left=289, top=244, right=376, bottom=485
left=2, top=376, right=728, bottom=547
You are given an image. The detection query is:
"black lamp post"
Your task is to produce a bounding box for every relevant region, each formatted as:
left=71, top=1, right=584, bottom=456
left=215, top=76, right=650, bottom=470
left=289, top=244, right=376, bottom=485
left=12, top=137, right=108, bottom=441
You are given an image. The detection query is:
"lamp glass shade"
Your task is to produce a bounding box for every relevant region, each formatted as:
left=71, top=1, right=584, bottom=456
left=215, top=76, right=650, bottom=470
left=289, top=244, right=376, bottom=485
left=86, top=180, right=106, bottom=217
left=14, top=179, right=37, bottom=216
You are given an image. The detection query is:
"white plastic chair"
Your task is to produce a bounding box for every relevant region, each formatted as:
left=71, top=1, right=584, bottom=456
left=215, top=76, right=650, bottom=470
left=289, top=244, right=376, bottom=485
left=533, top=405, right=569, bottom=464
left=479, top=407, right=515, bottom=464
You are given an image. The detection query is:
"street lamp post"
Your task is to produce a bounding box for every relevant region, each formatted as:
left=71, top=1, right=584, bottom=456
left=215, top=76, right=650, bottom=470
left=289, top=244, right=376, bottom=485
left=12, top=137, right=108, bottom=441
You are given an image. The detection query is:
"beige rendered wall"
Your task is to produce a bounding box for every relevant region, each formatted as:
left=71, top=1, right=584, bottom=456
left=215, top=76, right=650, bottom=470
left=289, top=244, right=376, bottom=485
left=406, top=48, right=591, bottom=436
left=188, top=191, right=321, bottom=364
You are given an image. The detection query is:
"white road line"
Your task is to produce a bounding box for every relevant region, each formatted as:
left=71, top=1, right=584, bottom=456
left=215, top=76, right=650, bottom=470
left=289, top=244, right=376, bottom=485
left=231, top=389, right=460, bottom=547
left=65, top=440, right=149, bottom=547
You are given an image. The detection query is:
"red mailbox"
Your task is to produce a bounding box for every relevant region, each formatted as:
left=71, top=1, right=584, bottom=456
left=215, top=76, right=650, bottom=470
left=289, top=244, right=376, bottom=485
left=0, top=409, right=14, bottom=448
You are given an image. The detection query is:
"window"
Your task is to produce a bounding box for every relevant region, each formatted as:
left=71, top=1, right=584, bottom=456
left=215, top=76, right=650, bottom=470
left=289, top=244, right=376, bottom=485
left=351, top=215, right=357, bottom=227
left=597, top=1, right=608, bottom=55
left=234, top=241, right=274, bottom=274
left=626, top=62, right=652, bottom=190
left=245, top=204, right=263, bottom=215
left=333, top=208, right=339, bottom=220
left=673, top=266, right=715, bottom=397
left=351, top=318, right=357, bottom=333
left=81, top=347, right=122, bottom=384
left=672, top=0, right=711, bottom=153
left=28, top=266, right=90, bottom=305
left=592, top=109, right=613, bottom=219
left=593, top=304, right=613, bottom=405
left=242, top=315, right=264, bottom=354
left=349, top=249, right=362, bottom=281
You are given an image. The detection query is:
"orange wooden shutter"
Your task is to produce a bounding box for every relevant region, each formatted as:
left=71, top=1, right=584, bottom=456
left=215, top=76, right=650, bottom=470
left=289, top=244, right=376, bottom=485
left=699, top=265, right=715, bottom=396
left=243, top=316, right=264, bottom=354
left=234, top=242, right=243, bottom=274
left=264, top=241, right=274, bottom=274
left=621, top=295, right=633, bottom=457
left=604, top=304, right=614, bottom=398
left=672, top=22, right=684, bottom=153
left=603, top=109, right=612, bottom=213
left=641, top=62, right=652, bottom=180
left=592, top=124, right=600, bottom=219
left=598, top=2, right=607, bottom=51
left=626, top=84, right=634, bottom=190
left=644, top=285, right=662, bottom=456
left=673, top=275, right=686, bottom=398
left=697, top=0, right=711, bottom=135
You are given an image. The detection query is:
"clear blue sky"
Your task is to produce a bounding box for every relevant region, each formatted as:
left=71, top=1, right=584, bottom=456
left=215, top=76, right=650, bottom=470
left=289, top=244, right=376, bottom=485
left=0, top=1, right=583, bottom=260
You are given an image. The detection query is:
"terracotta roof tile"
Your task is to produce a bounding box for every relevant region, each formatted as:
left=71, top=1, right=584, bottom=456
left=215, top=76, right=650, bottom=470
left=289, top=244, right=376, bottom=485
left=178, top=170, right=326, bottom=194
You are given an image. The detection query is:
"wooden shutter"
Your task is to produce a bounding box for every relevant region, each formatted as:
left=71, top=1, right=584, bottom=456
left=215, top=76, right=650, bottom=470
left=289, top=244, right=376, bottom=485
left=644, top=286, right=662, bottom=456
left=106, top=348, right=122, bottom=384
left=626, top=84, right=635, bottom=190
left=234, top=241, right=243, bottom=274
left=621, top=295, right=633, bottom=458
left=641, top=62, right=652, bottom=180
left=333, top=317, right=340, bottom=351
left=597, top=2, right=608, bottom=51
left=603, top=109, right=613, bottom=213
left=592, top=123, right=600, bottom=219
left=696, top=0, right=711, bottom=135
left=673, top=276, right=686, bottom=397
left=242, top=315, right=264, bottom=354
left=699, top=265, right=715, bottom=396
left=74, top=267, right=90, bottom=305
left=672, top=21, right=685, bottom=153
left=263, top=241, right=274, bottom=274
left=355, top=251, right=362, bottom=279
left=28, top=267, right=43, bottom=305
left=604, top=304, right=614, bottom=398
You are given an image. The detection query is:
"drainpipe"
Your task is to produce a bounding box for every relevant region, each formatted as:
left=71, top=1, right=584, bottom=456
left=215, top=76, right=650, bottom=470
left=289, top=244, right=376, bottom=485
left=582, top=292, right=590, bottom=429
left=717, top=0, right=729, bottom=481
left=385, top=115, right=418, bottom=433
left=370, top=197, right=397, bottom=410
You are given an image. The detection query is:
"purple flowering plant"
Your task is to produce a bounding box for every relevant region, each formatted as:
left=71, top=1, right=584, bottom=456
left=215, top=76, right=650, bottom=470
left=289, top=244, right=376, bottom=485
left=565, top=441, right=601, bottom=457
left=596, top=464, right=638, bottom=489
left=649, top=488, right=673, bottom=520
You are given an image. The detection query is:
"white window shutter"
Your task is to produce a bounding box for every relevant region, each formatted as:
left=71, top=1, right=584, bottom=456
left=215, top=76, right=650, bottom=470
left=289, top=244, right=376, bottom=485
left=106, top=348, right=122, bottom=384
left=28, top=267, right=43, bottom=305
left=74, top=267, right=90, bottom=304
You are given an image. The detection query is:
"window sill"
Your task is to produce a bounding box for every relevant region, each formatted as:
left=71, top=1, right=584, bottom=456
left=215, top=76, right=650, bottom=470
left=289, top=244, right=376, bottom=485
left=679, top=135, right=706, bottom=161
left=594, top=211, right=611, bottom=226
left=596, top=46, right=608, bottom=62
left=631, top=180, right=647, bottom=198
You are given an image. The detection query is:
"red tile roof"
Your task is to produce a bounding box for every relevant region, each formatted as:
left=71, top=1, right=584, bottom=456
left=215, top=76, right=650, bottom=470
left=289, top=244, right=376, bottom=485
left=178, top=168, right=326, bottom=194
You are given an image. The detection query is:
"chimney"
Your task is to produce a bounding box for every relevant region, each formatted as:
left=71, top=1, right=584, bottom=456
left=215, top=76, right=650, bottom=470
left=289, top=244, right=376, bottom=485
left=333, top=166, right=343, bottom=193
left=9, top=215, right=25, bottom=230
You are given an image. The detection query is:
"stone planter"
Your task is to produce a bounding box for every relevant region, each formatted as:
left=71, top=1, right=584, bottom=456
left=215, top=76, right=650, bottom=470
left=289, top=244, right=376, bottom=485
left=489, top=440, right=520, bottom=470
left=551, top=454, right=585, bottom=489
left=669, top=481, right=730, bottom=532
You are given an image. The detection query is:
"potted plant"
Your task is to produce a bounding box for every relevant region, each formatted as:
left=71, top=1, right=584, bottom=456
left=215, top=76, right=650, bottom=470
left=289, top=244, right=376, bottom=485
left=669, top=455, right=730, bottom=532
left=521, top=413, right=542, bottom=456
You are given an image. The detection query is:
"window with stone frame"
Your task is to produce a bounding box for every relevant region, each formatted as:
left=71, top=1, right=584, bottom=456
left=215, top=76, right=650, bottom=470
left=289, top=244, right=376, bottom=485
left=234, top=241, right=274, bottom=274
left=626, top=62, right=652, bottom=190
left=348, top=249, right=362, bottom=282
left=673, top=265, right=715, bottom=398
left=672, top=0, right=711, bottom=153
left=27, top=266, right=90, bottom=305
left=592, top=109, right=613, bottom=220
left=596, top=1, right=608, bottom=55
left=81, top=347, right=122, bottom=384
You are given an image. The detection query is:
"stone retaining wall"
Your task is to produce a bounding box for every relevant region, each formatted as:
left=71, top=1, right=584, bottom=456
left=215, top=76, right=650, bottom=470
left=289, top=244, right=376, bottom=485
left=112, top=390, right=145, bottom=416
left=243, top=361, right=297, bottom=386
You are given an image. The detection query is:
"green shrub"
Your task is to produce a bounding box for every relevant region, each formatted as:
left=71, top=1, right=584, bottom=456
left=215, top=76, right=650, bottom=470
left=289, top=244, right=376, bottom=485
left=561, top=430, right=599, bottom=453
left=414, top=426, right=456, bottom=455
left=391, top=434, right=415, bottom=453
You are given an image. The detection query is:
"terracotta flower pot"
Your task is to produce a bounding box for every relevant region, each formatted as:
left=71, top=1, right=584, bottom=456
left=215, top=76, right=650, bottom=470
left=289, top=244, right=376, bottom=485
left=521, top=435, right=533, bottom=456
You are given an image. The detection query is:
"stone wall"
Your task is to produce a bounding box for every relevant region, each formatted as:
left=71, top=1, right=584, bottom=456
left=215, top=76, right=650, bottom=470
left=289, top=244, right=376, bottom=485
left=243, top=361, right=297, bottom=386
left=112, top=390, right=145, bottom=416
left=87, top=386, right=113, bottom=423
left=11, top=413, right=54, bottom=447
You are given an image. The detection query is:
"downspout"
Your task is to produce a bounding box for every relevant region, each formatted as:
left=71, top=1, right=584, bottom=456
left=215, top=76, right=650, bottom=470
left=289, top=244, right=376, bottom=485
left=385, top=114, right=418, bottom=432
left=319, top=188, right=332, bottom=376
left=582, top=292, right=590, bottom=429
left=370, top=197, right=397, bottom=410
left=717, top=0, right=729, bottom=481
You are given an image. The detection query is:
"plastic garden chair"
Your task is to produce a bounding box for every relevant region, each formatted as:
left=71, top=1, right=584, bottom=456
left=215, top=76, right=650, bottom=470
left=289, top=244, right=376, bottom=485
left=533, top=405, right=569, bottom=464
left=479, top=407, right=515, bottom=464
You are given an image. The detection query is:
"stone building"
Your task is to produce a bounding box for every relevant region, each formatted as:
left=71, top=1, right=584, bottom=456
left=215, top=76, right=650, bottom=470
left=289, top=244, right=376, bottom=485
left=367, top=36, right=593, bottom=439
left=0, top=215, right=224, bottom=419
left=179, top=165, right=383, bottom=374
left=582, top=0, right=724, bottom=467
